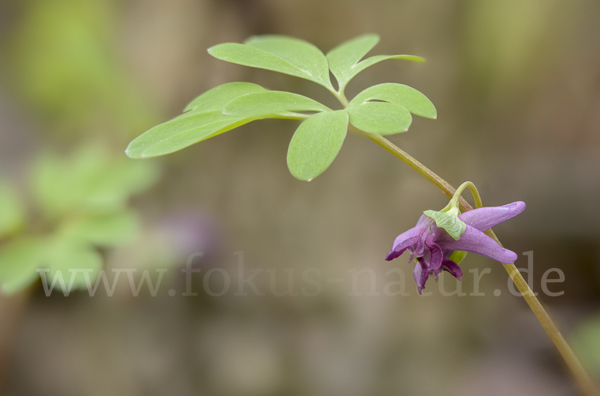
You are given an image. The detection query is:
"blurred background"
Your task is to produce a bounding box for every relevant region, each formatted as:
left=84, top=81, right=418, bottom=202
left=0, top=0, right=599, bottom=395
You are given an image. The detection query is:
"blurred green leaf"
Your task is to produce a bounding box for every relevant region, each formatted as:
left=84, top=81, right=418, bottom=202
left=287, top=110, right=348, bottom=181
left=33, top=146, right=159, bottom=214
left=44, top=238, right=102, bottom=291
left=224, top=91, right=331, bottom=118
left=0, top=182, right=25, bottom=237
left=9, top=0, right=156, bottom=133
left=126, top=111, right=254, bottom=159
left=32, top=154, right=71, bottom=216
left=209, top=36, right=334, bottom=90
left=0, top=237, right=46, bottom=294
left=184, top=82, right=266, bottom=112
left=87, top=159, right=159, bottom=210
left=572, top=314, right=600, bottom=375
left=326, top=34, right=380, bottom=90
left=351, top=83, right=437, bottom=119
left=61, top=211, right=140, bottom=247
left=346, top=102, right=412, bottom=135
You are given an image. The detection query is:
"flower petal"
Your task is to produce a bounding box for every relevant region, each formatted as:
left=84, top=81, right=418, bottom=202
left=437, top=225, right=518, bottom=263
left=439, top=259, right=462, bottom=280
left=458, top=201, right=526, bottom=232
left=385, top=222, right=427, bottom=261
left=425, top=235, right=443, bottom=271
left=413, top=259, right=429, bottom=294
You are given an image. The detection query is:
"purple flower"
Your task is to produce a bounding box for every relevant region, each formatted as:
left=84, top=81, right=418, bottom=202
left=386, top=201, right=526, bottom=294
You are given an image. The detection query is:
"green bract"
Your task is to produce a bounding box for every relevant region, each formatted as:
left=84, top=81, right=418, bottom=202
left=423, top=208, right=467, bottom=241
left=449, top=250, right=468, bottom=265
left=127, top=34, right=436, bottom=181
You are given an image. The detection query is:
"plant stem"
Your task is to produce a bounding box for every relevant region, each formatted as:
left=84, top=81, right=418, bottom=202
left=333, top=90, right=350, bottom=107
left=358, top=130, right=598, bottom=396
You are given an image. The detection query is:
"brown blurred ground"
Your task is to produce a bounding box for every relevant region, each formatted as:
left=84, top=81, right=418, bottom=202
left=1, top=0, right=600, bottom=395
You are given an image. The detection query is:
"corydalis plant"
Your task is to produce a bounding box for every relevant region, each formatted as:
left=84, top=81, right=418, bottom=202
left=126, top=34, right=436, bottom=181
left=126, top=35, right=598, bottom=395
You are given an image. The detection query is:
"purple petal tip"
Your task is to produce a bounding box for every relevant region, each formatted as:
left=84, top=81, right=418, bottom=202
left=499, top=250, right=518, bottom=264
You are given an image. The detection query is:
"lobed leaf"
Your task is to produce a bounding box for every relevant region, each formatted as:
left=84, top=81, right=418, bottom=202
left=126, top=111, right=252, bottom=159
left=209, top=36, right=333, bottom=90
left=346, top=102, right=412, bottom=135
left=128, top=87, right=331, bottom=159
left=224, top=91, right=331, bottom=118
left=348, top=55, right=425, bottom=88
left=184, top=82, right=266, bottom=112
left=326, top=34, right=380, bottom=90
left=129, top=82, right=297, bottom=159
left=326, top=34, right=424, bottom=91
left=351, top=83, right=436, bottom=119
left=287, top=110, right=348, bottom=181
left=245, top=35, right=333, bottom=89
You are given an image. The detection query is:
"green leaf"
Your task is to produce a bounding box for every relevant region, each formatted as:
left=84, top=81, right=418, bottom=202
left=423, top=209, right=466, bottom=241
left=326, top=34, right=424, bottom=91
left=0, top=181, right=25, bottom=237
left=209, top=36, right=333, bottom=90
left=126, top=111, right=253, bottom=159
left=60, top=211, right=140, bottom=247
left=0, top=237, right=46, bottom=294
left=326, top=34, right=380, bottom=90
left=245, top=35, right=332, bottom=89
left=571, top=315, right=600, bottom=374
left=44, top=238, right=102, bottom=291
left=346, top=102, right=412, bottom=135
left=350, top=83, right=436, bottom=119
left=287, top=110, right=348, bottom=181
left=224, top=91, right=331, bottom=118
left=350, top=55, right=425, bottom=85
left=184, top=82, right=266, bottom=112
